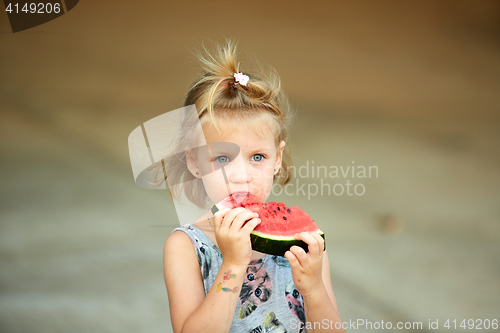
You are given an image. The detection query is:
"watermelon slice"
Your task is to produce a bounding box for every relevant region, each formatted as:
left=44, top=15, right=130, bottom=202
left=212, top=192, right=325, bottom=256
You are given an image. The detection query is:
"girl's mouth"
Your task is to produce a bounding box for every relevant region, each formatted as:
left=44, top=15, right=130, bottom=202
left=211, top=191, right=251, bottom=214
left=230, top=191, right=251, bottom=197
left=228, top=191, right=251, bottom=204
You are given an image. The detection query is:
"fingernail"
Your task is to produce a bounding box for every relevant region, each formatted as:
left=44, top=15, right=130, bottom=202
left=254, top=212, right=259, bottom=217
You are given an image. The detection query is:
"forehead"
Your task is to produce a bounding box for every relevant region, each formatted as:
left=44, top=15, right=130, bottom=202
left=200, top=110, right=279, bottom=144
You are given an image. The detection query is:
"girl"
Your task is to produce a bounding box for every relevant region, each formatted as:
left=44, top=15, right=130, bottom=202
left=162, top=40, right=344, bottom=333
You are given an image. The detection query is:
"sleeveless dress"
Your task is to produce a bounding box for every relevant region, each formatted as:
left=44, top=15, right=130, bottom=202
left=171, top=224, right=308, bottom=333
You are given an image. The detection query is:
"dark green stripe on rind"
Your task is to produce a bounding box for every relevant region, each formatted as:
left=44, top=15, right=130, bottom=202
left=250, top=232, right=326, bottom=257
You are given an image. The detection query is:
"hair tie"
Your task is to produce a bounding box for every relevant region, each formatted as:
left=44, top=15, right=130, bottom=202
left=234, top=72, right=249, bottom=86
left=221, top=72, right=249, bottom=87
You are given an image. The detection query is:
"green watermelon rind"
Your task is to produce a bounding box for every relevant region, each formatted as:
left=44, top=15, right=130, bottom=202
left=250, top=230, right=326, bottom=257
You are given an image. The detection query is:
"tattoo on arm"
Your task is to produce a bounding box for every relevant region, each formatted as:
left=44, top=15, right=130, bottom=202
left=216, top=270, right=239, bottom=293
left=217, top=283, right=239, bottom=293
left=223, top=270, right=237, bottom=281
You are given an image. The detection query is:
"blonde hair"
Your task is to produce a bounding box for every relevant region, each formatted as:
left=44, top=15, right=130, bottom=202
left=157, top=40, right=294, bottom=208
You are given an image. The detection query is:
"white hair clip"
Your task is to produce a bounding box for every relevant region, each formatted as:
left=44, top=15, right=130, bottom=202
left=234, top=72, right=249, bottom=86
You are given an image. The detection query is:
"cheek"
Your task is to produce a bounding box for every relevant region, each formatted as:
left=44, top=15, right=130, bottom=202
left=253, top=159, right=276, bottom=178
left=250, top=169, right=275, bottom=200
left=201, top=172, right=229, bottom=202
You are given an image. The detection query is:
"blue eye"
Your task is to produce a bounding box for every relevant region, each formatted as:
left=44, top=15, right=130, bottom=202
left=215, top=156, right=229, bottom=163
left=251, top=154, right=264, bottom=162
left=255, top=288, right=262, bottom=297
left=293, top=289, right=299, bottom=298
left=247, top=273, right=254, bottom=281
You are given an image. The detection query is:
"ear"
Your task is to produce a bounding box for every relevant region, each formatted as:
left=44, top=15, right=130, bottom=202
left=274, top=141, right=286, bottom=175
left=185, top=149, right=201, bottom=178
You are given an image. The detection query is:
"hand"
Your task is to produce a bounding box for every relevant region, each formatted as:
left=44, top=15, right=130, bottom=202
left=213, top=207, right=261, bottom=267
left=284, top=231, right=325, bottom=298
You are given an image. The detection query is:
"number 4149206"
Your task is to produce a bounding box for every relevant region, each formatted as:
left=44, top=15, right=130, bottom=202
left=5, top=2, right=62, bottom=14
left=444, top=319, right=498, bottom=330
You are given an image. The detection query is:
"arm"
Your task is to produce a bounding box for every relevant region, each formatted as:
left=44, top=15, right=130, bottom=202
left=285, top=233, right=345, bottom=333
left=164, top=232, right=247, bottom=333
left=302, top=251, right=344, bottom=332
left=164, top=208, right=261, bottom=333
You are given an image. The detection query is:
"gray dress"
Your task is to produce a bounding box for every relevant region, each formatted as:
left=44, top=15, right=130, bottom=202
left=171, top=224, right=308, bottom=332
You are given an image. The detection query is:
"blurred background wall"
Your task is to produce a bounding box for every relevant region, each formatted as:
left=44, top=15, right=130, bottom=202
left=1, top=0, right=499, bottom=332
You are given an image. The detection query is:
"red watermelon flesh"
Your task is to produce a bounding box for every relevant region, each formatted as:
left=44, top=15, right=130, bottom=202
left=212, top=192, right=325, bottom=256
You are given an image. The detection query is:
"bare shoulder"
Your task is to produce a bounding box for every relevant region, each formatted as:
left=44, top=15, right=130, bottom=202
left=164, top=229, right=194, bottom=256
left=163, top=230, right=205, bottom=333
left=163, top=230, right=200, bottom=278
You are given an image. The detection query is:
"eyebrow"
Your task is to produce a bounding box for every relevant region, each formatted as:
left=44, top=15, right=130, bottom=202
left=246, top=145, right=275, bottom=156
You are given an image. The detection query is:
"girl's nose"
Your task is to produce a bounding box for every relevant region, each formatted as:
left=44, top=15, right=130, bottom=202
left=226, top=158, right=252, bottom=184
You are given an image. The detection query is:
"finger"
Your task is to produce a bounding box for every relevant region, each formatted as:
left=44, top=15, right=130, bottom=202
left=301, top=231, right=323, bottom=256
left=289, top=245, right=308, bottom=266
left=309, top=231, right=325, bottom=255
left=284, top=250, right=300, bottom=270
left=294, top=232, right=320, bottom=257
left=213, top=208, right=231, bottom=231
left=241, top=217, right=261, bottom=234
left=220, top=207, right=248, bottom=230
left=231, top=210, right=260, bottom=231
